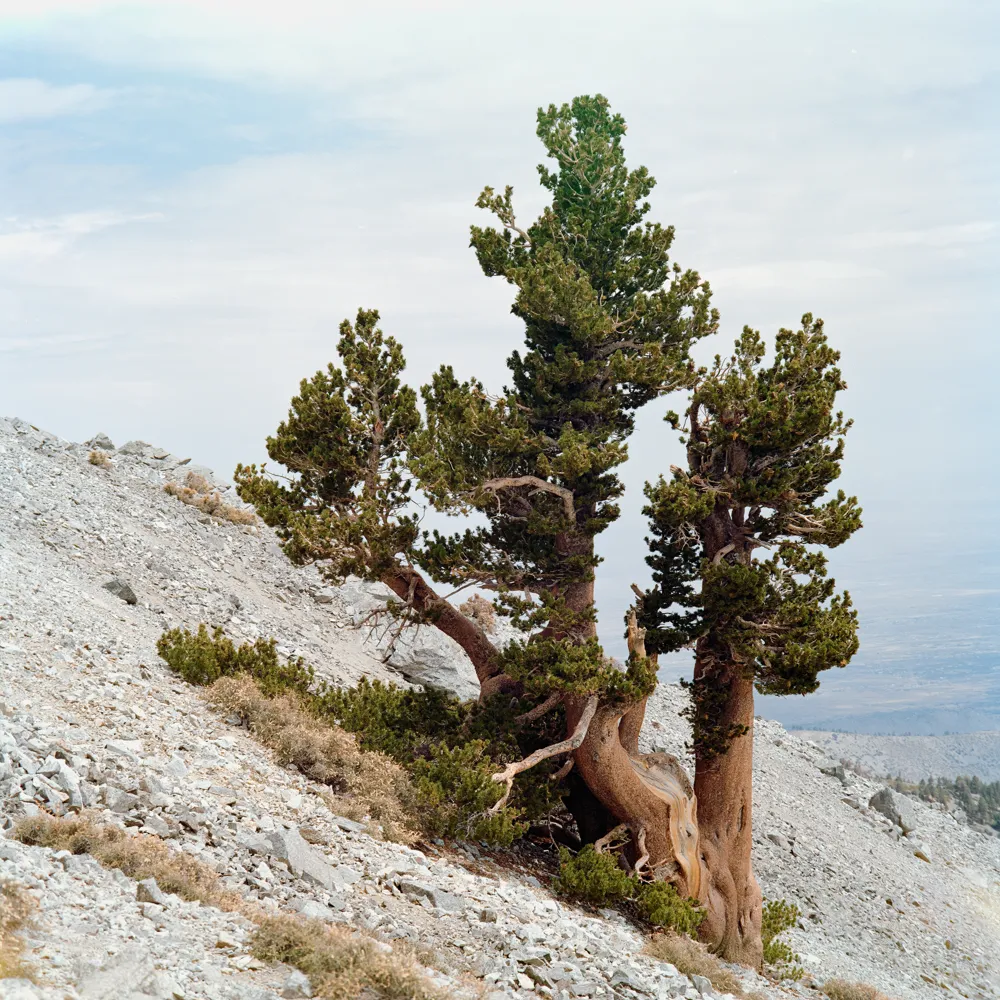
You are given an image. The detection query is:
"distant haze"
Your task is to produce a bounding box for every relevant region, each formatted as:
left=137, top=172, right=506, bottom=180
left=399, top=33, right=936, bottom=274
left=2, top=1, right=997, bottom=734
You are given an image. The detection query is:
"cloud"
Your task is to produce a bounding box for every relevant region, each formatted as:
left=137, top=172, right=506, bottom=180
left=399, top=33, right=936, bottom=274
left=0, top=77, right=111, bottom=122
left=0, top=211, right=161, bottom=261
left=844, top=221, right=995, bottom=250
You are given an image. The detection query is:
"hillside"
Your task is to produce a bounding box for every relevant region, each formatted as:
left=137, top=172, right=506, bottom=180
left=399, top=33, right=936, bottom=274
left=2, top=416, right=999, bottom=1000
left=793, top=731, right=1000, bottom=784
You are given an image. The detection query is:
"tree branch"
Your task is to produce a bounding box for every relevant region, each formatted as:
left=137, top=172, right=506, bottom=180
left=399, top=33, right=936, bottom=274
left=516, top=692, right=563, bottom=724
left=489, top=695, right=599, bottom=812
left=481, top=476, right=575, bottom=522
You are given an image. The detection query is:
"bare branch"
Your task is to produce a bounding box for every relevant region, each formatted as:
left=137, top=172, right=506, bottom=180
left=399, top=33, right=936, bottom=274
left=481, top=476, right=575, bottom=523
left=516, top=692, right=563, bottom=725
left=633, top=826, right=650, bottom=876
left=626, top=609, right=647, bottom=660
left=593, top=823, right=629, bottom=854
left=550, top=759, right=574, bottom=781
left=488, top=695, right=598, bottom=813
left=711, top=542, right=736, bottom=565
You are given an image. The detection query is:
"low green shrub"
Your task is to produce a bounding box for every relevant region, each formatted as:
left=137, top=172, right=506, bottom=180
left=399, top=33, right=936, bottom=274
left=410, top=740, right=525, bottom=845
left=761, top=898, right=803, bottom=980
left=553, top=845, right=636, bottom=906
left=157, top=624, right=315, bottom=696
left=554, top=846, right=704, bottom=935
left=157, top=625, right=542, bottom=846
left=636, top=881, right=705, bottom=937
left=319, top=677, right=466, bottom=759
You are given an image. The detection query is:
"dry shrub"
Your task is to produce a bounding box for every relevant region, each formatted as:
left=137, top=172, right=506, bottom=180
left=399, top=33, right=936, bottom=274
left=206, top=676, right=417, bottom=843
left=251, top=915, right=438, bottom=1000
left=646, top=933, right=744, bottom=996
left=88, top=449, right=112, bottom=469
left=13, top=814, right=242, bottom=912
left=823, top=980, right=892, bottom=1000
left=458, top=594, right=496, bottom=633
left=164, top=472, right=256, bottom=525
left=0, top=881, right=38, bottom=980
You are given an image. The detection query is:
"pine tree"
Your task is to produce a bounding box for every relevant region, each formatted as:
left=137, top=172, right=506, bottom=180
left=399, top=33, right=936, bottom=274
left=639, top=318, right=862, bottom=963
left=235, top=96, right=860, bottom=968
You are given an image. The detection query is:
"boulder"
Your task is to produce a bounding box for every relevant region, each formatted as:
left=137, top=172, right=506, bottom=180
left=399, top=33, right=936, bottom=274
left=117, top=439, right=152, bottom=456
left=869, top=787, right=918, bottom=833
left=136, top=878, right=167, bottom=905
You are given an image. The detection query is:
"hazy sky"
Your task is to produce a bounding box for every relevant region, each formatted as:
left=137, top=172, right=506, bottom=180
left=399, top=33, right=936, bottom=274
left=2, top=1, right=997, bottom=730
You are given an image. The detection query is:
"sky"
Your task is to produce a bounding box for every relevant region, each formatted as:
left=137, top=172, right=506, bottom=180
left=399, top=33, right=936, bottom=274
left=1, top=0, right=998, bottom=733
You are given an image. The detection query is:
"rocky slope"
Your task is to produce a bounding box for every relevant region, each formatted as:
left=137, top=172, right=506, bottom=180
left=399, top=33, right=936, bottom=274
left=1, top=416, right=999, bottom=1000
left=793, top=731, right=1000, bottom=784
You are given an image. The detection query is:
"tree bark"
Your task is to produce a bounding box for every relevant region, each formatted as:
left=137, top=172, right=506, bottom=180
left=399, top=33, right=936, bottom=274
left=691, top=647, right=763, bottom=968
left=382, top=567, right=515, bottom=697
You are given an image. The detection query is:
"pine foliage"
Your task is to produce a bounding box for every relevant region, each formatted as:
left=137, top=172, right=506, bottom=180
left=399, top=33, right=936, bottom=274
left=641, top=317, right=862, bottom=755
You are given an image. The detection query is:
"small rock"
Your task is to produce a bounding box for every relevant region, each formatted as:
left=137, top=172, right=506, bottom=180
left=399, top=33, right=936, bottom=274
left=102, top=577, right=138, bottom=605
left=397, top=879, right=465, bottom=912
left=329, top=815, right=367, bottom=834
left=690, top=974, right=713, bottom=994
left=282, top=970, right=314, bottom=997
left=136, top=878, right=168, bottom=905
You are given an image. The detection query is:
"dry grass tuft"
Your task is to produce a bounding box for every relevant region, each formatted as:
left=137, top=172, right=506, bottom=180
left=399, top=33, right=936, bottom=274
left=164, top=472, right=256, bottom=525
left=250, top=915, right=439, bottom=1000
left=13, top=814, right=243, bottom=912
left=458, top=594, right=496, bottom=633
left=823, top=980, right=892, bottom=1000
left=646, top=933, right=745, bottom=996
left=0, top=881, right=38, bottom=980
left=206, top=676, right=418, bottom=843
left=11, top=814, right=439, bottom=1000
left=88, top=449, right=112, bottom=469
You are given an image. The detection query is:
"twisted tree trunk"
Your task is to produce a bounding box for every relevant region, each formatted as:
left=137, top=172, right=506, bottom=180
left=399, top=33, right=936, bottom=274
left=691, top=650, right=763, bottom=967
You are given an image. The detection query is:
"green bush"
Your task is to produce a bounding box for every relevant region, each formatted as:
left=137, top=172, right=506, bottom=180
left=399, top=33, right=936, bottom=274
left=157, top=625, right=315, bottom=697
left=319, top=677, right=467, bottom=759
left=410, top=740, right=526, bottom=845
left=157, top=625, right=532, bottom=846
left=554, top=847, right=704, bottom=935
left=761, top=898, right=803, bottom=980
left=636, top=881, right=705, bottom=937
left=553, top=846, right=636, bottom=906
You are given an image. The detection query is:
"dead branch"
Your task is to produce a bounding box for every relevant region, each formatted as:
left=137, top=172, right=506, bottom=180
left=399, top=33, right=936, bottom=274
left=711, top=542, right=736, bottom=565
left=516, top=692, right=563, bottom=724
left=633, top=826, right=650, bottom=876
left=488, top=695, right=598, bottom=813
left=480, top=476, right=575, bottom=523
left=593, top=823, right=629, bottom=854
left=550, top=759, right=574, bottom=781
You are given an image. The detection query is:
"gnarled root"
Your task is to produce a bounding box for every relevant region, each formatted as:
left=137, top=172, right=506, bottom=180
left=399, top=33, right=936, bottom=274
left=570, top=696, right=706, bottom=901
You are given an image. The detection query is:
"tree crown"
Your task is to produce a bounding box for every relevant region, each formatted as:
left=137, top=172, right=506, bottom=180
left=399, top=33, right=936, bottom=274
left=641, top=314, right=862, bottom=699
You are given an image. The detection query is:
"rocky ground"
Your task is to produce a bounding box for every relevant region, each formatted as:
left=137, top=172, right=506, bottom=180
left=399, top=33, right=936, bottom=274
left=1, top=416, right=999, bottom=1000
left=793, top=731, right=1000, bottom=785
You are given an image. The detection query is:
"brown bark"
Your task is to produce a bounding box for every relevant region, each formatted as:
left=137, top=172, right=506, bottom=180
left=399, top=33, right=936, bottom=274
left=381, top=567, right=514, bottom=697
left=692, top=647, right=763, bottom=968
left=571, top=694, right=703, bottom=894
left=618, top=697, right=647, bottom=756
